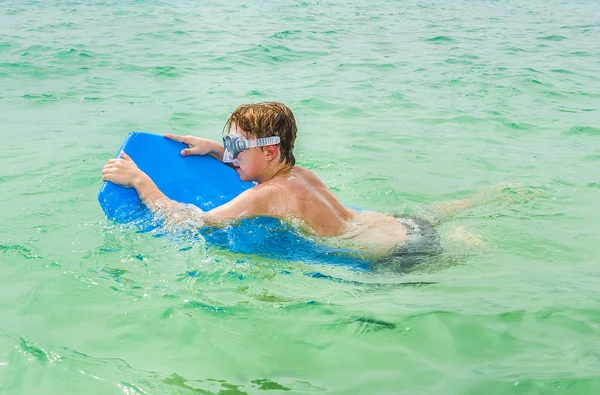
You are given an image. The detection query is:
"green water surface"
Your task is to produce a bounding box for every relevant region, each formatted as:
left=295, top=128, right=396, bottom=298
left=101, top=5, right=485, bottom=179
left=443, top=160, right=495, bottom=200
left=1, top=0, right=599, bottom=393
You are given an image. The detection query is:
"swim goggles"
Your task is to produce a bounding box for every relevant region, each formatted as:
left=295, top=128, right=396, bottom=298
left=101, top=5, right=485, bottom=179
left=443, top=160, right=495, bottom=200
left=222, top=135, right=281, bottom=163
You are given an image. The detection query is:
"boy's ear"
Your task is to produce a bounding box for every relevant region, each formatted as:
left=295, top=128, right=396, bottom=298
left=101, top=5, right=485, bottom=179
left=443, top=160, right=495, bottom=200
left=263, top=145, right=279, bottom=161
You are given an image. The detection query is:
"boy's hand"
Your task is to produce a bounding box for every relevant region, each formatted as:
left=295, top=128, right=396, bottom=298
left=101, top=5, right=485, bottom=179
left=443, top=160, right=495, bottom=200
left=101, top=151, right=147, bottom=188
left=164, top=134, right=216, bottom=156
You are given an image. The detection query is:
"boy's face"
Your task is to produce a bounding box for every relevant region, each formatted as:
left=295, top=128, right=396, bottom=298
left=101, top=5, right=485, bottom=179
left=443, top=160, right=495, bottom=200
left=228, top=125, right=268, bottom=182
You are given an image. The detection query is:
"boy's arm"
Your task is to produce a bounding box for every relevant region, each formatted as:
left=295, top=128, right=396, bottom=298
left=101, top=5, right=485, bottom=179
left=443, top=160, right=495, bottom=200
left=163, top=134, right=227, bottom=163
left=133, top=173, right=267, bottom=227
left=102, top=151, right=269, bottom=228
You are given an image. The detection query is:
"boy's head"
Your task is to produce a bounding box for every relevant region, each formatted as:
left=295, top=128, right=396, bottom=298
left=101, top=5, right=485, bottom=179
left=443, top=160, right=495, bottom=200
left=224, top=102, right=297, bottom=166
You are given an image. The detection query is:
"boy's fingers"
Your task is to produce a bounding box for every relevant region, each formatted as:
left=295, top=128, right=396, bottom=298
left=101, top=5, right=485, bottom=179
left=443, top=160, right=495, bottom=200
left=164, top=134, right=186, bottom=142
left=181, top=148, right=191, bottom=156
left=120, top=151, right=131, bottom=161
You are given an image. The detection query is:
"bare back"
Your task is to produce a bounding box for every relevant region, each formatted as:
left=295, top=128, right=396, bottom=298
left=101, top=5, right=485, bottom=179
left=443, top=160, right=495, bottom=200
left=255, top=166, right=409, bottom=250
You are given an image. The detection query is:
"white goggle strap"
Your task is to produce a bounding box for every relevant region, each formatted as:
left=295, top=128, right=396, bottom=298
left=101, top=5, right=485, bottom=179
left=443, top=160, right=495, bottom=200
left=246, top=136, right=280, bottom=149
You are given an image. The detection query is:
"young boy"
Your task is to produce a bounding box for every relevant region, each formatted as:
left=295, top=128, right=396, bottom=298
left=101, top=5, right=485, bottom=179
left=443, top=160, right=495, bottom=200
left=101, top=102, right=433, bottom=255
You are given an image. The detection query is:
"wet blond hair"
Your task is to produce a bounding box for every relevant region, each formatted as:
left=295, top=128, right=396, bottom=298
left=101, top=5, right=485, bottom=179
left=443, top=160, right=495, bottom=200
left=224, top=102, right=297, bottom=166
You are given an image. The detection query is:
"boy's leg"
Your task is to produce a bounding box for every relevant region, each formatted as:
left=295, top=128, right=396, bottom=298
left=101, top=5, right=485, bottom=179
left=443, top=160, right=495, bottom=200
left=433, top=183, right=546, bottom=219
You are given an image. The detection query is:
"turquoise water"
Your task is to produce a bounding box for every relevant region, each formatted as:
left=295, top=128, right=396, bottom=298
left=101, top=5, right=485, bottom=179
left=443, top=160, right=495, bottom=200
left=1, top=0, right=600, bottom=393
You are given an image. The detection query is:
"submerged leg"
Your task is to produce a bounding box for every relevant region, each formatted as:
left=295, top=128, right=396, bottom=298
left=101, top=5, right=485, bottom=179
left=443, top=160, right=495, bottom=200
left=446, top=225, right=487, bottom=248
left=433, top=183, right=547, bottom=219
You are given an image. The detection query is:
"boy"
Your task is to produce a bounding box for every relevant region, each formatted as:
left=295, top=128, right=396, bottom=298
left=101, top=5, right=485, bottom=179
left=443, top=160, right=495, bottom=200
left=101, top=102, right=434, bottom=255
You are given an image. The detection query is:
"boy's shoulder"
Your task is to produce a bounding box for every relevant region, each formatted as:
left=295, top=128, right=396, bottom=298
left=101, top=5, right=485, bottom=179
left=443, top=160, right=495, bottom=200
left=253, top=170, right=305, bottom=199
left=253, top=179, right=288, bottom=195
left=250, top=166, right=322, bottom=201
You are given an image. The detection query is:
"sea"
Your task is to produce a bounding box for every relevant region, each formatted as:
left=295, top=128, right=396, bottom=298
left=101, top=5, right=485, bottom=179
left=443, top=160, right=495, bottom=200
left=1, top=0, right=599, bottom=393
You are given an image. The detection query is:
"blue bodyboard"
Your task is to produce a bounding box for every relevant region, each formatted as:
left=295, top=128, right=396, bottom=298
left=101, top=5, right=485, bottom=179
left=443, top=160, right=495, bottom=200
left=98, top=132, right=371, bottom=270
